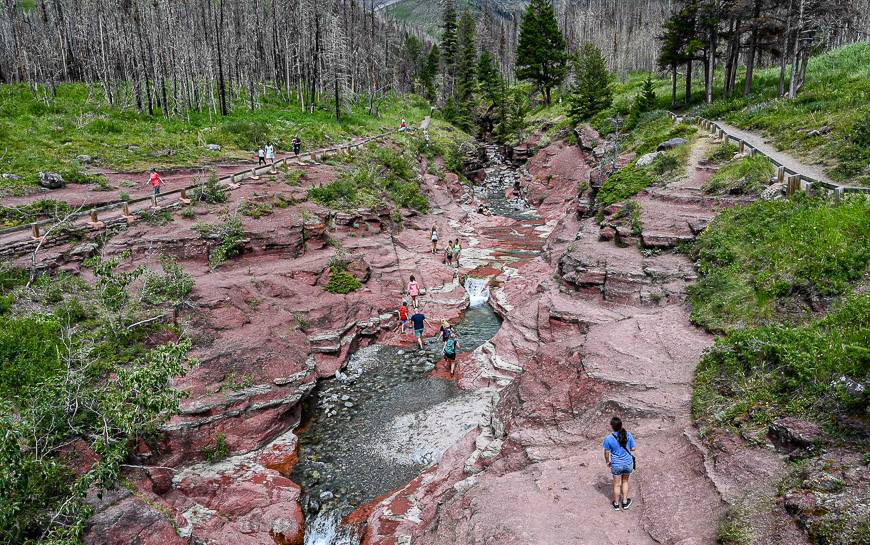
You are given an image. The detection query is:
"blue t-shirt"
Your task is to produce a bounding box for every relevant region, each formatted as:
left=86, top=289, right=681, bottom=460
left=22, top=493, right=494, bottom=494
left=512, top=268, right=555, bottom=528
left=603, top=432, right=636, bottom=468
left=410, top=314, right=426, bottom=331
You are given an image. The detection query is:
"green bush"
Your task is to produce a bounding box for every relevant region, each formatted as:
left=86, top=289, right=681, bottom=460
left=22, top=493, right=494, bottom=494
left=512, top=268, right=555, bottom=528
left=0, top=316, right=62, bottom=398
left=704, top=154, right=774, bottom=195
left=195, top=214, right=247, bottom=268
left=324, top=268, right=363, bottom=294
left=239, top=200, right=273, bottom=219
left=202, top=433, right=230, bottom=463
left=0, top=200, right=74, bottom=228
left=689, top=195, right=870, bottom=332
left=190, top=175, right=228, bottom=204
left=707, top=142, right=739, bottom=164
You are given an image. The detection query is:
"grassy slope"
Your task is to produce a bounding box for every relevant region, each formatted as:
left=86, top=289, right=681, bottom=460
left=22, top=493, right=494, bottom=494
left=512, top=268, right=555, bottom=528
left=0, top=84, right=432, bottom=194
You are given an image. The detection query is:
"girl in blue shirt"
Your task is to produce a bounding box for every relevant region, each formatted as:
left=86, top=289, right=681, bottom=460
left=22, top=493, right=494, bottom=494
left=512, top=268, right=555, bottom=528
left=603, top=416, right=636, bottom=511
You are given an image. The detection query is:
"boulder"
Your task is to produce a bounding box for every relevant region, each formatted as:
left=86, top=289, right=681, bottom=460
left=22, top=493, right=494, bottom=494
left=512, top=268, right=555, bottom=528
left=346, top=256, right=372, bottom=283
left=76, top=154, right=94, bottom=164
left=69, top=242, right=99, bottom=258
left=575, top=126, right=602, bottom=151
left=636, top=152, right=661, bottom=167
left=768, top=417, right=822, bottom=451
left=657, top=138, right=688, bottom=151
left=39, top=171, right=65, bottom=189
left=2, top=173, right=21, bottom=180
left=592, top=143, right=616, bottom=160
left=205, top=144, right=222, bottom=152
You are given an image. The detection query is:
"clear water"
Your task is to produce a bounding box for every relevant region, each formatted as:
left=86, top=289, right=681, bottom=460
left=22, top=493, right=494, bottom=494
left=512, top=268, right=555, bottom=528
left=291, top=305, right=502, bottom=527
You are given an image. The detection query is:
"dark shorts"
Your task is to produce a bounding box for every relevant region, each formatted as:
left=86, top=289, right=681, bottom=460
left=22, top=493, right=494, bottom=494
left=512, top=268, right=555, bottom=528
left=414, top=329, right=424, bottom=338
left=153, top=186, right=161, bottom=195
left=611, top=465, right=632, bottom=476
left=444, top=352, right=456, bottom=361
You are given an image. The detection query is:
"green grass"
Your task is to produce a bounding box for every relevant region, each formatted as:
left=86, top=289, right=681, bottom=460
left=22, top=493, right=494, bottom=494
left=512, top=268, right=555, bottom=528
left=596, top=135, right=692, bottom=207
left=309, top=138, right=429, bottom=212
left=704, top=154, right=774, bottom=195
left=696, top=42, right=870, bottom=186
left=693, top=290, right=869, bottom=434
left=0, top=84, right=432, bottom=195
left=688, top=195, right=870, bottom=332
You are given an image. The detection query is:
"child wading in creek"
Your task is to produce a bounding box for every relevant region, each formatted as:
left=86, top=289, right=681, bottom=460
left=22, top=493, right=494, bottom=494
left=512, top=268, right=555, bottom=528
left=603, top=416, right=637, bottom=511
left=440, top=320, right=460, bottom=375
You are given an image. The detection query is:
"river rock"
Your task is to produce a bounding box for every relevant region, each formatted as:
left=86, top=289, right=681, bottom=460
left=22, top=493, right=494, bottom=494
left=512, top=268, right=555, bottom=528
left=39, top=171, right=65, bottom=189
left=657, top=137, right=688, bottom=151
left=205, top=144, right=222, bottom=151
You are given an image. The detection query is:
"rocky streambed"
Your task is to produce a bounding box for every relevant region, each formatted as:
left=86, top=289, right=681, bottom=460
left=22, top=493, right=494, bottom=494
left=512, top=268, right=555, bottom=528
left=291, top=302, right=502, bottom=540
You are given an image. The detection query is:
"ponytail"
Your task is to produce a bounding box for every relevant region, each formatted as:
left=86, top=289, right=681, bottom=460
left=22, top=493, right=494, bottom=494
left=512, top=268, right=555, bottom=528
left=610, top=416, right=628, bottom=448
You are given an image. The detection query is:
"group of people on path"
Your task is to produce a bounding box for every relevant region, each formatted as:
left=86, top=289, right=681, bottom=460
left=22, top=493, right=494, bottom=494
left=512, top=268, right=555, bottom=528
left=257, top=137, right=303, bottom=166
left=397, top=296, right=461, bottom=375
left=430, top=226, right=462, bottom=267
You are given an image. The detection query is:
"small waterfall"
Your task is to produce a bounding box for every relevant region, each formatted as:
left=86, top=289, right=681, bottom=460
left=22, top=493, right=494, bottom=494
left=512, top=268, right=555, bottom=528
left=464, top=276, right=490, bottom=307
left=304, top=511, right=359, bottom=545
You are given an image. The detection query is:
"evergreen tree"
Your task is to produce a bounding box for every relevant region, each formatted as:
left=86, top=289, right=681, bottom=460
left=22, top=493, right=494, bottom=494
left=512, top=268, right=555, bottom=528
left=567, top=43, right=613, bottom=123
left=441, top=0, right=458, bottom=72
left=494, top=87, right=530, bottom=143
left=421, top=44, right=440, bottom=103
left=635, top=76, right=658, bottom=113
left=515, top=0, right=568, bottom=106
left=455, top=10, right=477, bottom=102
left=477, top=49, right=503, bottom=106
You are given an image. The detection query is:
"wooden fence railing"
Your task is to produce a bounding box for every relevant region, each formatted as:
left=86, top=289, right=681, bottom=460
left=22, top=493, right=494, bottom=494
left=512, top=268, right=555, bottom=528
left=665, top=111, right=870, bottom=200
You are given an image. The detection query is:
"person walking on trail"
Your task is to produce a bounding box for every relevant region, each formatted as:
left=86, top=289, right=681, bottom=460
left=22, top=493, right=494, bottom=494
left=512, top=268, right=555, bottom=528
left=292, top=137, right=301, bottom=157
left=266, top=142, right=275, bottom=165
left=430, top=226, right=439, bottom=254
left=409, top=311, right=432, bottom=349
left=603, top=416, right=637, bottom=511
left=408, top=275, right=421, bottom=309
left=257, top=146, right=267, bottom=166
left=398, top=301, right=410, bottom=334
left=453, top=239, right=462, bottom=267
left=445, top=240, right=455, bottom=266
left=146, top=169, right=163, bottom=205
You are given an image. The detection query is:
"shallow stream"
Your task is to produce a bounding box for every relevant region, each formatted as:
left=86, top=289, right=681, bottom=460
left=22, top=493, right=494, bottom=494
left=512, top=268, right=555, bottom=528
left=292, top=305, right=502, bottom=540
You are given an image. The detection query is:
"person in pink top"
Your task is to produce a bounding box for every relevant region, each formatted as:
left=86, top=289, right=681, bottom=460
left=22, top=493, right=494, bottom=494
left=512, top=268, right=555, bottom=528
left=146, top=169, right=163, bottom=203
left=407, top=275, right=420, bottom=309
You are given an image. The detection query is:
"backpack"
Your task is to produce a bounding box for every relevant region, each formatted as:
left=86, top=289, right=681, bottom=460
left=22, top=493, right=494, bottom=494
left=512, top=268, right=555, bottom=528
left=444, top=337, right=457, bottom=356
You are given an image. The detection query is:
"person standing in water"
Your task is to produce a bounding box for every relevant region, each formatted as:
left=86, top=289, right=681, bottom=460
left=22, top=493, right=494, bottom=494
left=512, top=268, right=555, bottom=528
left=603, top=416, right=636, bottom=511
left=441, top=320, right=460, bottom=375
left=407, top=275, right=421, bottom=309
left=430, top=226, right=438, bottom=254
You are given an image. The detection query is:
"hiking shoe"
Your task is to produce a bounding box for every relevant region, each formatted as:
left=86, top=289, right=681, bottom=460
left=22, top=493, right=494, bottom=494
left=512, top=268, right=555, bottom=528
left=612, top=501, right=621, bottom=511
left=621, top=498, right=633, bottom=510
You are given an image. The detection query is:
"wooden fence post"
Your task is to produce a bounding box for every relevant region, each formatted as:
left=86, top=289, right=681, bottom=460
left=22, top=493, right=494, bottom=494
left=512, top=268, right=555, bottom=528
left=777, top=166, right=785, bottom=184
left=739, top=141, right=745, bottom=154
left=31, top=223, right=40, bottom=239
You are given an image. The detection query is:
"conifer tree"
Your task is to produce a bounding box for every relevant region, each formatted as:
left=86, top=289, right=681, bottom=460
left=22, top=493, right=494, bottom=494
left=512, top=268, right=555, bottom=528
left=421, top=44, right=440, bottom=103
left=477, top=49, right=503, bottom=106
left=635, top=76, right=658, bottom=113
left=455, top=10, right=477, bottom=102
left=566, top=43, right=613, bottom=123
left=515, top=0, right=568, bottom=106
left=441, top=0, right=459, bottom=88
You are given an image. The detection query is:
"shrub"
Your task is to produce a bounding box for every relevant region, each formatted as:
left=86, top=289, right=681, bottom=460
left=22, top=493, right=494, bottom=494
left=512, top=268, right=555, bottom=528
left=0, top=315, right=62, bottom=398
left=202, top=433, right=230, bottom=463
left=0, top=200, right=73, bottom=228
left=704, top=154, right=774, bottom=195
left=239, top=200, right=273, bottom=219
left=324, top=268, right=363, bottom=294
left=285, top=169, right=304, bottom=186
left=195, top=214, right=247, bottom=268
left=707, top=142, right=739, bottom=164
left=190, top=175, right=228, bottom=204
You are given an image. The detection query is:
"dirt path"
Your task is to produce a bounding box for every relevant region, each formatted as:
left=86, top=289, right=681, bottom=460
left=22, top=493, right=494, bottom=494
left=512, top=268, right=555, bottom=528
left=713, top=120, right=834, bottom=183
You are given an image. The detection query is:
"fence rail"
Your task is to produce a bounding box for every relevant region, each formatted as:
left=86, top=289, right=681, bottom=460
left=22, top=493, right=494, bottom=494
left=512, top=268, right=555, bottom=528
left=666, top=111, right=870, bottom=200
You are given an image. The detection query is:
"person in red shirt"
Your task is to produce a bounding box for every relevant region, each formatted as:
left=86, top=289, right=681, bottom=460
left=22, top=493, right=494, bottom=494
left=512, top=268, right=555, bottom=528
left=146, top=169, right=163, bottom=203
left=398, top=301, right=409, bottom=334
